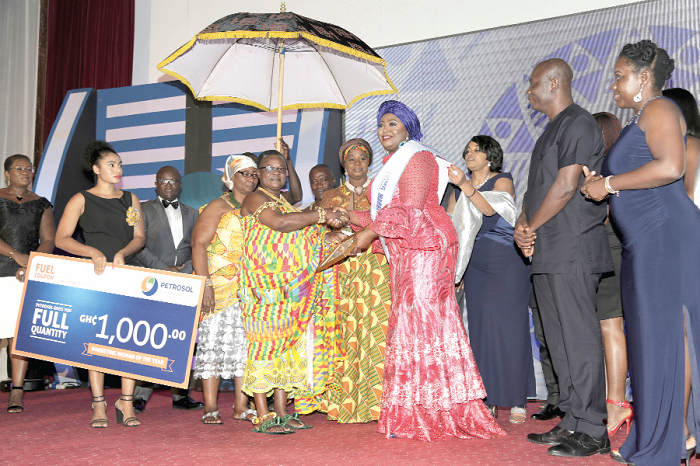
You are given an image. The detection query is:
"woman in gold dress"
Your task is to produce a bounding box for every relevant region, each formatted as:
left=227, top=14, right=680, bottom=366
left=319, top=138, right=392, bottom=423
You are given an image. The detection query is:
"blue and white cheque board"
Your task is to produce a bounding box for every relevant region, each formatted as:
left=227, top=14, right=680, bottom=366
left=12, top=253, right=204, bottom=389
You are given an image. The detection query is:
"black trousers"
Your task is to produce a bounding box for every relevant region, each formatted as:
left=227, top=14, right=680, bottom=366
left=530, top=284, right=559, bottom=406
left=532, top=272, right=607, bottom=439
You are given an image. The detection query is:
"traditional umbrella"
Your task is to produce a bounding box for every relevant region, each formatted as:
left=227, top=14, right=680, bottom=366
left=157, top=7, right=397, bottom=150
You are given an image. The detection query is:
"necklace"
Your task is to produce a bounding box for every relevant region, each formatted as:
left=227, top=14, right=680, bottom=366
left=470, top=172, right=491, bottom=190
left=344, top=179, right=370, bottom=196
left=225, top=192, right=242, bottom=209
left=625, top=95, right=663, bottom=126
left=4, top=188, right=29, bottom=201
left=258, top=187, right=292, bottom=208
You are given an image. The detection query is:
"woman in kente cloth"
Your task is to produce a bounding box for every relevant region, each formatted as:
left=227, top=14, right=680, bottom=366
left=191, top=154, right=261, bottom=425
left=237, top=149, right=348, bottom=434
left=318, top=138, right=392, bottom=423
left=340, top=100, right=504, bottom=441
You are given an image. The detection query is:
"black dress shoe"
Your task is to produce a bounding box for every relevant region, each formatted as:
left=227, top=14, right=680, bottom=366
left=530, top=403, right=564, bottom=420
left=527, top=426, right=573, bottom=445
left=173, top=396, right=204, bottom=410
left=547, top=432, right=611, bottom=457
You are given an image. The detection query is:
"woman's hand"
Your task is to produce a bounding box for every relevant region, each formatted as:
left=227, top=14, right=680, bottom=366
left=350, top=228, right=377, bottom=256
left=448, top=165, right=468, bottom=187
left=90, top=250, right=107, bottom=275
left=325, top=208, right=348, bottom=229
left=200, top=285, right=216, bottom=317
left=15, top=267, right=26, bottom=283
left=112, top=251, right=126, bottom=268
left=580, top=166, right=608, bottom=201
left=332, top=206, right=361, bottom=226
left=324, top=230, right=346, bottom=245
left=12, top=251, right=29, bottom=267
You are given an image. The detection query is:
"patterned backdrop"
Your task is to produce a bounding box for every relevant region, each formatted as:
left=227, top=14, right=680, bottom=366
left=345, top=0, right=700, bottom=211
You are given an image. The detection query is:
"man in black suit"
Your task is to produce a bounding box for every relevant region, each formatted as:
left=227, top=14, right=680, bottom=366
left=134, top=165, right=203, bottom=412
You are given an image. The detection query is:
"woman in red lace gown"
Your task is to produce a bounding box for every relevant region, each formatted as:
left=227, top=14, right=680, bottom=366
left=345, top=100, right=504, bottom=441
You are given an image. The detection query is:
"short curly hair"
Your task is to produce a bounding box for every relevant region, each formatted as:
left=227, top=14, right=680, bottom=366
left=619, top=39, right=675, bottom=91
left=463, top=135, right=503, bottom=173
left=4, top=154, right=31, bottom=172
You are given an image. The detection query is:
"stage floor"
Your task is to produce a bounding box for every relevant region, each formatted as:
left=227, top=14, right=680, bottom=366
left=3, top=388, right=629, bottom=465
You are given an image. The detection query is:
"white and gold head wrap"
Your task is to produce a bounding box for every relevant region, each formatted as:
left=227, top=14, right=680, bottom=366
left=222, top=155, right=257, bottom=190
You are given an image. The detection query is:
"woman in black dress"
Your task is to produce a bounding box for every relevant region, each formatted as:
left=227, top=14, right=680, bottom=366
left=55, top=141, right=145, bottom=428
left=1, top=154, right=55, bottom=413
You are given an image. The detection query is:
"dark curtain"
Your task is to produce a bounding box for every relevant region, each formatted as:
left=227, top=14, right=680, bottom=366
left=43, top=0, right=134, bottom=144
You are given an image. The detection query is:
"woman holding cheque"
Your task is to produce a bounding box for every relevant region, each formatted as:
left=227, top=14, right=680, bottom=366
left=55, top=141, right=146, bottom=428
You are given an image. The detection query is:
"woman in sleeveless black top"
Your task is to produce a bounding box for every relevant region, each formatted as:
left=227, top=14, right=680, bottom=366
left=1, top=154, right=55, bottom=413
left=56, top=141, right=145, bottom=428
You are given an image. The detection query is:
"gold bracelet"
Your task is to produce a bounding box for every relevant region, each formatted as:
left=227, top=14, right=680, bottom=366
left=604, top=176, right=619, bottom=197
left=316, top=206, right=327, bottom=224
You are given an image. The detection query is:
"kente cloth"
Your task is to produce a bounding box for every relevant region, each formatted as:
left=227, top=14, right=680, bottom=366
left=318, top=185, right=392, bottom=423
left=200, top=194, right=243, bottom=319
left=238, top=199, right=342, bottom=409
left=355, top=150, right=505, bottom=441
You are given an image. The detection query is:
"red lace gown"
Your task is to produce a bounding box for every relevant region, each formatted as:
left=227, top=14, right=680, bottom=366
left=355, top=151, right=505, bottom=441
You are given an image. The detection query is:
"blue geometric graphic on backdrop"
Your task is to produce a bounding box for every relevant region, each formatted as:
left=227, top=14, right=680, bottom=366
left=488, top=84, right=524, bottom=119
left=385, top=43, right=412, bottom=67
left=572, top=69, right=605, bottom=102
left=459, top=32, right=488, bottom=62
left=544, top=43, right=573, bottom=62
left=404, top=41, right=458, bottom=92
left=577, top=29, right=623, bottom=65
left=507, top=123, right=536, bottom=153
left=649, top=25, right=698, bottom=56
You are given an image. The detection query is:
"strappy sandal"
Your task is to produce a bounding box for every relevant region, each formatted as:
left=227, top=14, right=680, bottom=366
left=280, top=412, right=313, bottom=430
left=233, top=408, right=257, bottom=421
left=91, top=395, right=109, bottom=428
left=510, top=405, right=527, bottom=424
left=201, top=410, right=224, bottom=425
left=7, top=385, right=24, bottom=414
left=251, top=413, right=294, bottom=435
left=115, top=394, right=140, bottom=427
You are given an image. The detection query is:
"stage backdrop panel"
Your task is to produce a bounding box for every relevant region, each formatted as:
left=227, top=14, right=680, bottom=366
left=344, top=0, right=700, bottom=401
left=37, top=82, right=342, bottom=215
left=345, top=0, right=700, bottom=213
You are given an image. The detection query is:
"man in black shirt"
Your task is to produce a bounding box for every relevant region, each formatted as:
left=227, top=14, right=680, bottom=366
left=515, top=58, right=613, bottom=457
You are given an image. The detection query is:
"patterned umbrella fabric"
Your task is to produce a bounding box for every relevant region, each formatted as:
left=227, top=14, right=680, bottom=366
left=158, top=12, right=397, bottom=111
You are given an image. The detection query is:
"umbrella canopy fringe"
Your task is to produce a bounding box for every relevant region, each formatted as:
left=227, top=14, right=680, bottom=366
left=157, top=36, right=198, bottom=70
left=346, top=88, right=398, bottom=109
left=190, top=30, right=387, bottom=67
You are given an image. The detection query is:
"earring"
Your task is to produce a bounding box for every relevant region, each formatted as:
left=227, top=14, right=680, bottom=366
left=633, top=84, right=644, bottom=103
left=487, top=162, right=491, bottom=167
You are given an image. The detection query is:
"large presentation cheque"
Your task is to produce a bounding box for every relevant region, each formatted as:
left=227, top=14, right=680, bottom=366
left=12, top=253, right=204, bottom=389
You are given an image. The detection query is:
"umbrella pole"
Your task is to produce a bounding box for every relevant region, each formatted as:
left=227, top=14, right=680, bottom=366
left=276, top=41, right=285, bottom=152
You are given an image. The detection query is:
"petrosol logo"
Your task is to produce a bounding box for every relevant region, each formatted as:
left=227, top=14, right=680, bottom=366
left=141, top=276, right=159, bottom=296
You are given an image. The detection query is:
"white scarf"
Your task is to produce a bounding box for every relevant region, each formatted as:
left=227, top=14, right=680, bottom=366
left=370, top=140, right=451, bottom=259
left=451, top=190, right=517, bottom=282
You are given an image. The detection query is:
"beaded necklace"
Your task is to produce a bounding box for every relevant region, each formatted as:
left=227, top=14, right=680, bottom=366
left=224, top=192, right=242, bottom=209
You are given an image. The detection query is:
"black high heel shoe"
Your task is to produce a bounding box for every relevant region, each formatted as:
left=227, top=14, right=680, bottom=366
left=7, top=384, right=24, bottom=413
left=115, top=394, right=140, bottom=427
left=687, top=434, right=696, bottom=465
left=91, top=395, right=108, bottom=428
